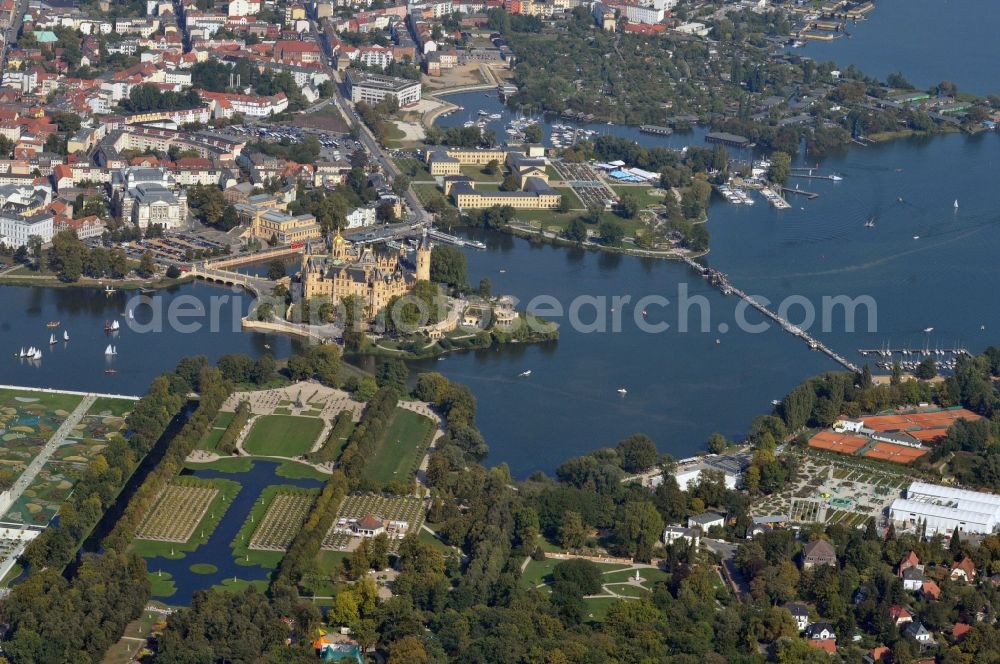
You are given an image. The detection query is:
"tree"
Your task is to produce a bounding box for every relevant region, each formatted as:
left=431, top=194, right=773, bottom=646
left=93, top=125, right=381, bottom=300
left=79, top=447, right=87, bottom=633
left=617, top=193, right=639, bottom=219
left=613, top=501, right=663, bottom=560
left=558, top=195, right=571, bottom=213
left=551, top=559, right=602, bottom=597
left=598, top=219, right=626, bottom=246
left=524, top=123, right=543, bottom=144
left=266, top=259, right=286, bottom=281
left=166, top=265, right=181, bottom=279
left=707, top=432, right=728, bottom=454
left=563, top=218, right=588, bottom=243
left=137, top=251, right=156, bottom=278
left=429, top=245, right=467, bottom=288
left=616, top=434, right=658, bottom=472
left=388, top=636, right=429, bottom=664
left=768, top=151, right=792, bottom=186
left=329, top=589, right=360, bottom=626
left=914, top=356, right=937, bottom=380
left=558, top=510, right=588, bottom=550
left=484, top=159, right=500, bottom=176
left=500, top=174, right=520, bottom=191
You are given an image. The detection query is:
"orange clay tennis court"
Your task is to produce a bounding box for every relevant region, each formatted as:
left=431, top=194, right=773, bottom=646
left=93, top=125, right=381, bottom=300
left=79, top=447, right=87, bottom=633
left=862, top=442, right=928, bottom=464
left=862, top=408, right=981, bottom=433
left=808, top=431, right=868, bottom=454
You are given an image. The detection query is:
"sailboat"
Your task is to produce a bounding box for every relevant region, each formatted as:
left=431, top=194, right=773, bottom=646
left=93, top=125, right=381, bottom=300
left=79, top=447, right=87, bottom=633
left=63, top=330, right=69, bottom=342
left=518, top=370, right=531, bottom=377
left=128, top=309, right=134, bottom=321
left=954, top=199, right=959, bottom=209
left=15, top=346, right=24, bottom=357
left=104, top=344, right=117, bottom=356
left=617, top=388, right=628, bottom=395
left=49, top=334, right=56, bottom=345
left=864, top=216, right=875, bottom=228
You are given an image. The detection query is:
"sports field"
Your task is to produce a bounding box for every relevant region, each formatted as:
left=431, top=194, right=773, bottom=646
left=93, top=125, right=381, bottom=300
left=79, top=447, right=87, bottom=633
left=242, top=414, right=324, bottom=457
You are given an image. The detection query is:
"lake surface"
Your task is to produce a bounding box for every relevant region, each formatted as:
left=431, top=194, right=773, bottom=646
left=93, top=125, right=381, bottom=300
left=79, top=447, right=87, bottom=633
left=795, top=0, right=1000, bottom=97
left=0, top=281, right=305, bottom=395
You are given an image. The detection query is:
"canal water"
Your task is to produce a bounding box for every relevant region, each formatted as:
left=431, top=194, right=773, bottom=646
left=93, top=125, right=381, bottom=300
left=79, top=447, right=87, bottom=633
left=145, top=460, right=323, bottom=605
left=793, top=0, right=1000, bottom=97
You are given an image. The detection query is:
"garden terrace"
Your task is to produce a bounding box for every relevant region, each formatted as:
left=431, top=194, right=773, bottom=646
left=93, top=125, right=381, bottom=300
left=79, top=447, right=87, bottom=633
left=135, top=478, right=221, bottom=543
left=248, top=487, right=317, bottom=552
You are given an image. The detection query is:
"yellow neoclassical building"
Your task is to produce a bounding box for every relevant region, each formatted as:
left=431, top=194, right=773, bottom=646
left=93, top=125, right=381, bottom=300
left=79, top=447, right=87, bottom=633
left=300, top=231, right=431, bottom=319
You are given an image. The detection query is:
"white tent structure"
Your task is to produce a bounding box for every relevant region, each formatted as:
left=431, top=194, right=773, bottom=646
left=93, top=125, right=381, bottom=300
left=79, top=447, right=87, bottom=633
left=890, top=481, right=1000, bottom=536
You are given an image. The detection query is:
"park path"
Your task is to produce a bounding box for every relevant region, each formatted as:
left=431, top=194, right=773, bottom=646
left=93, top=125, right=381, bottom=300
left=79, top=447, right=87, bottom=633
left=2, top=394, right=96, bottom=514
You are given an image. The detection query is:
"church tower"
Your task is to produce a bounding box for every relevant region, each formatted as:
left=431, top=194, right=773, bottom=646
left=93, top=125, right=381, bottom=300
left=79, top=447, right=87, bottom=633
left=416, top=231, right=431, bottom=282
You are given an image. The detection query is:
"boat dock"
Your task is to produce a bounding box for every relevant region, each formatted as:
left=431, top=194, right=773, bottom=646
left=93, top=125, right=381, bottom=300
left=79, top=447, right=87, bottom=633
left=680, top=257, right=859, bottom=372
left=788, top=172, right=843, bottom=182
left=858, top=347, right=969, bottom=358
left=759, top=187, right=791, bottom=209
left=426, top=228, right=486, bottom=249
left=639, top=125, right=674, bottom=136
left=781, top=186, right=819, bottom=199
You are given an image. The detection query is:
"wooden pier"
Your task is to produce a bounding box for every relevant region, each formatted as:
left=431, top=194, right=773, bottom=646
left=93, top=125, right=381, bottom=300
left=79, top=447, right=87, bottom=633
left=781, top=186, right=819, bottom=199
left=680, top=257, right=860, bottom=372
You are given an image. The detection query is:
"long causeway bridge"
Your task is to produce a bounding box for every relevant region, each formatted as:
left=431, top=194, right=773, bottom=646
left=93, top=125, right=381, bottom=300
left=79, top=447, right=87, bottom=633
left=679, top=256, right=860, bottom=372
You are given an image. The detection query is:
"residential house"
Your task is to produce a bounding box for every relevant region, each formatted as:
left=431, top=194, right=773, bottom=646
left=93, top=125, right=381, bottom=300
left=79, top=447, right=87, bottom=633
left=951, top=556, right=977, bottom=583
left=801, top=539, right=837, bottom=570
left=902, top=566, right=925, bottom=592
left=903, top=621, right=934, bottom=645
left=662, top=526, right=699, bottom=547
left=889, top=605, right=913, bottom=626
left=785, top=602, right=810, bottom=632
left=687, top=512, right=725, bottom=532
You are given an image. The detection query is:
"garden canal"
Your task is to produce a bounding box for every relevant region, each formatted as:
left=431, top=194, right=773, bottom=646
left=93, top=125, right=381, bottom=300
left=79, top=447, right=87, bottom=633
left=138, top=459, right=324, bottom=605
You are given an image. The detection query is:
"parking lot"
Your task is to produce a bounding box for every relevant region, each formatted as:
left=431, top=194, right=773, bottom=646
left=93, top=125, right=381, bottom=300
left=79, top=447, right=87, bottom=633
left=218, top=123, right=362, bottom=162
left=99, top=232, right=232, bottom=264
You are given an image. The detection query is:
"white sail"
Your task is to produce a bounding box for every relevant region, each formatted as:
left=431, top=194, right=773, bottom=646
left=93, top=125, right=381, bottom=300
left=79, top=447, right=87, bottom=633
left=111, top=320, right=120, bottom=331
left=128, top=309, right=134, bottom=320
left=104, top=344, right=113, bottom=355
left=63, top=331, right=69, bottom=341
left=112, top=346, right=117, bottom=355
left=32, top=350, right=41, bottom=360
left=954, top=199, right=959, bottom=208
left=49, top=334, right=56, bottom=345
left=19, top=347, right=24, bottom=357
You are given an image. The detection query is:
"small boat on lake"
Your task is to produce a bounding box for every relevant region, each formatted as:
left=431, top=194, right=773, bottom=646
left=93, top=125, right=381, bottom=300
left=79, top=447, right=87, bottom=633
left=518, top=370, right=532, bottom=377
left=46, top=321, right=59, bottom=328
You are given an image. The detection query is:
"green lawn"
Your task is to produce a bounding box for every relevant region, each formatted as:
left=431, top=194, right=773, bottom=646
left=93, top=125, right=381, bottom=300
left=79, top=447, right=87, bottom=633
left=554, top=187, right=584, bottom=208
left=212, top=577, right=270, bottom=594
left=88, top=397, right=136, bottom=418
left=147, top=571, right=176, bottom=598
left=394, top=157, right=432, bottom=179
left=610, top=184, right=666, bottom=209
left=190, top=563, right=218, bottom=574
left=0, top=387, right=83, bottom=414
left=275, top=460, right=330, bottom=481
left=196, top=411, right=235, bottom=452
left=460, top=164, right=505, bottom=182
left=601, top=567, right=669, bottom=588
left=583, top=596, right=624, bottom=622
left=522, top=558, right=629, bottom=588
left=185, top=456, right=254, bottom=473
left=362, top=408, right=435, bottom=487
left=242, top=414, right=324, bottom=457
left=413, top=183, right=451, bottom=208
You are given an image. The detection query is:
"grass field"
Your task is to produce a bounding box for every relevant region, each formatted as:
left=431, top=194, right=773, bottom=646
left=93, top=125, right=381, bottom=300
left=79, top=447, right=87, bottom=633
left=521, top=559, right=629, bottom=588
left=610, top=184, right=666, bottom=210
left=362, top=408, right=435, bottom=486
left=185, top=456, right=254, bottom=473
left=196, top=411, right=235, bottom=452
left=275, top=460, right=329, bottom=480
left=242, top=414, right=324, bottom=457
left=146, top=571, right=176, bottom=598
left=88, top=397, right=136, bottom=418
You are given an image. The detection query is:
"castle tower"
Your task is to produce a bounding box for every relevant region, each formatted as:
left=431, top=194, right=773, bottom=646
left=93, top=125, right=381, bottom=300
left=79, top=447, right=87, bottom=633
left=415, top=230, right=431, bottom=282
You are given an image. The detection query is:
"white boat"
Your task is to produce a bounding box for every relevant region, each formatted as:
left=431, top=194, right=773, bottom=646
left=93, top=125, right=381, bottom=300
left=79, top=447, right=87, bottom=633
left=49, top=334, right=56, bottom=345
left=63, top=330, right=69, bottom=341
left=16, top=346, right=24, bottom=357
left=128, top=309, right=134, bottom=320
left=31, top=349, right=41, bottom=360
left=111, top=320, right=120, bottom=331
left=865, top=216, right=875, bottom=228
left=923, top=327, right=934, bottom=333
left=617, top=388, right=627, bottom=395
left=913, top=235, right=920, bottom=240
left=104, top=344, right=117, bottom=356
left=830, top=174, right=843, bottom=181
left=954, top=199, right=959, bottom=209
left=518, top=370, right=531, bottom=377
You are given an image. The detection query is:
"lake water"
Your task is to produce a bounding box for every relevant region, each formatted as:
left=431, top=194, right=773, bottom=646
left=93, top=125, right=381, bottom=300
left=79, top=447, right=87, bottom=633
left=0, top=281, right=305, bottom=395
left=794, top=0, right=1000, bottom=97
